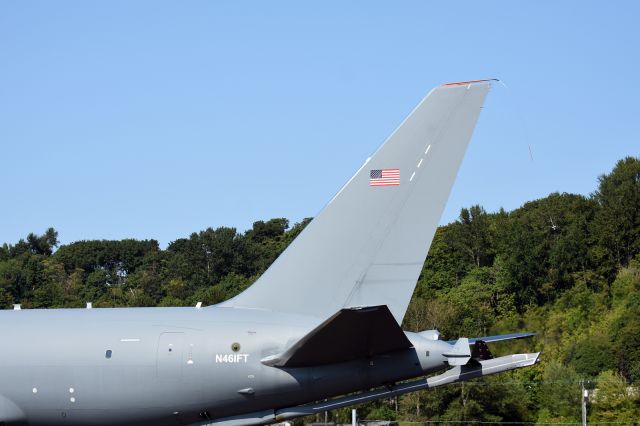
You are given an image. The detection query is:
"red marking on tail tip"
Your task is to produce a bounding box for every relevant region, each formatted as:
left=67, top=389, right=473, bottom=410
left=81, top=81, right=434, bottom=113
left=442, top=78, right=498, bottom=86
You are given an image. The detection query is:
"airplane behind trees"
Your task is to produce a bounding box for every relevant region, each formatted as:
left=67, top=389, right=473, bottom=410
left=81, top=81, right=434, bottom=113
left=0, top=79, right=538, bottom=426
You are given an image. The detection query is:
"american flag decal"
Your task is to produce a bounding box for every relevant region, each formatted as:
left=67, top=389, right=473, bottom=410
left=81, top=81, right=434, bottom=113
left=369, top=169, right=400, bottom=186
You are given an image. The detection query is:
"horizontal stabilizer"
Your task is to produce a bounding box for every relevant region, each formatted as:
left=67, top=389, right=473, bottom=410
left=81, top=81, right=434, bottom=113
left=276, top=353, right=540, bottom=421
left=261, top=305, right=413, bottom=368
left=446, top=332, right=536, bottom=345
left=190, top=352, right=541, bottom=426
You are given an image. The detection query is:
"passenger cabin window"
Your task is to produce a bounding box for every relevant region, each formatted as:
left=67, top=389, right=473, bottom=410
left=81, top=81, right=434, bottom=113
left=105, top=350, right=112, bottom=359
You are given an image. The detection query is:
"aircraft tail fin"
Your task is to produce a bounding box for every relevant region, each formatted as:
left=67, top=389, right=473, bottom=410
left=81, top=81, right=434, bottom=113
left=222, top=80, right=492, bottom=323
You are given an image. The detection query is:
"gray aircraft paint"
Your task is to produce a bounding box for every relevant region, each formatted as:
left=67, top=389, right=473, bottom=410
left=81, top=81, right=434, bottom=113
left=0, top=80, right=539, bottom=426
left=223, top=81, right=490, bottom=323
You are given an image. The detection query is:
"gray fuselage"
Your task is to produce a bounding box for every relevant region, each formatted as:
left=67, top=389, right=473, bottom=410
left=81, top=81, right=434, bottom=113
left=0, top=306, right=450, bottom=426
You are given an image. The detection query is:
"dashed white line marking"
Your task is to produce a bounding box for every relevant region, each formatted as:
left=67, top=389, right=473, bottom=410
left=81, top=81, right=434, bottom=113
left=409, top=172, right=416, bottom=182
left=417, top=158, right=423, bottom=168
left=425, top=145, right=431, bottom=155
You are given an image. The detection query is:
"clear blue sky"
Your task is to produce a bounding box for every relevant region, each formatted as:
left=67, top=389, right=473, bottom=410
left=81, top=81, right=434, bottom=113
left=1, top=1, right=638, bottom=247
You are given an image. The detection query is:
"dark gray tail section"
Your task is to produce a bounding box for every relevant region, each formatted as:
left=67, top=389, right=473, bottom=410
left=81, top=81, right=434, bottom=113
left=222, top=81, right=492, bottom=323
left=261, top=306, right=412, bottom=368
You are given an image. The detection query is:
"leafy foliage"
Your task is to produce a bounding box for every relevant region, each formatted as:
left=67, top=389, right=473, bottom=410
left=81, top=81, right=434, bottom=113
left=2, top=157, right=640, bottom=421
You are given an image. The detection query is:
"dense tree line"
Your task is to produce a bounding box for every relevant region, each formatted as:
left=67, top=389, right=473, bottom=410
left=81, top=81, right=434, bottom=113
left=1, top=157, right=639, bottom=423
left=0, top=218, right=309, bottom=309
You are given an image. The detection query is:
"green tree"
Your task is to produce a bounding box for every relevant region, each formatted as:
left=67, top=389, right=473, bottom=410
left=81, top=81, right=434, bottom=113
left=589, top=370, right=640, bottom=423
left=454, top=205, right=494, bottom=267
left=610, top=292, right=640, bottom=382
left=536, top=361, right=580, bottom=421
left=571, top=335, right=615, bottom=378
left=420, top=225, right=471, bottom=292
left=497, top=193, right=597, bottom=306
left=591, top=157, right=640, bottom=277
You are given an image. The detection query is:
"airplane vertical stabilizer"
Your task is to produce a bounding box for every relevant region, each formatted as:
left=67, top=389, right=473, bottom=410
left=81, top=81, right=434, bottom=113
left=222, top=81, right=492, bottom=323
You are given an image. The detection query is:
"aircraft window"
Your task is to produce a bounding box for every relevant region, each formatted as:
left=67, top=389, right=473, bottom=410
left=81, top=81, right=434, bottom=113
left=105, top=350, right=112, bottom=359
left=426, top=351, right=430, bottom=357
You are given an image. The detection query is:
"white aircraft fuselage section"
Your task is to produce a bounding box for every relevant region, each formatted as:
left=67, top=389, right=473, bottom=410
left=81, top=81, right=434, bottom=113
left=0, top=306, right=449, bottom=426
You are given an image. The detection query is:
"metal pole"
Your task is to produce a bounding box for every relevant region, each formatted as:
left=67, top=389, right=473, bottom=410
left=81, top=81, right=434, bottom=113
left=581, top=380, right=587, bottom=426
left=324, top=398, right=328, bottom=426
left=352, top=409, right=356, bottom=426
